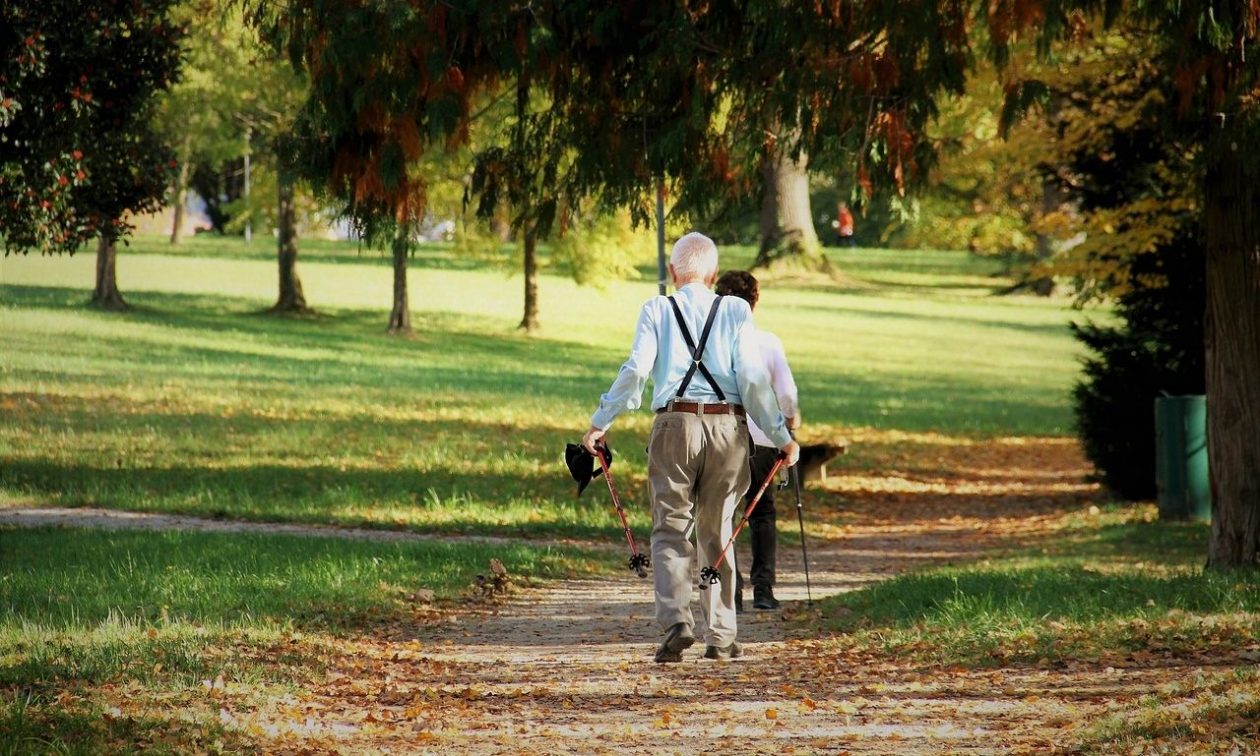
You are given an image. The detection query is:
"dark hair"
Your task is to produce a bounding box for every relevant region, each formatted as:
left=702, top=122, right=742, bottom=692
left=714, top=270, right=759, bottom=309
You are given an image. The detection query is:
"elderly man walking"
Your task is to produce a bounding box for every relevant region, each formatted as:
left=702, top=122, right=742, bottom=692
left=582, top=232, right=799, bottom=663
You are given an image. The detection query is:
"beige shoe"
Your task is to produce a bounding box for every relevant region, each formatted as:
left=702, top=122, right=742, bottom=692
left=703, top=641, right=744, bottom=660
left=654, top=622, right=696, bottom=663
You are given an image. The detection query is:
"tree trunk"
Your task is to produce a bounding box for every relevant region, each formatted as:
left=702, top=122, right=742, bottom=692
left=755, top=140, right=826, bottom=271
left=491, top=202, right=513, bottom=243
left=1030, top=174, right=1061, bottom=297
left=519, top=225, right=539, bottom=331
left=169, top=134, right=192, bottom=245
left=1204, top=125, right=1260, bottom=570
left=91, top=234, right=128, bottom=310
left=271, top=173, right=309, bottom=313
left=387, top=231, right=411, bottom=334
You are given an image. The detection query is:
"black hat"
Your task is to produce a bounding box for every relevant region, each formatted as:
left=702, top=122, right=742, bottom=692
left=564, top=442, right=613, bottom=496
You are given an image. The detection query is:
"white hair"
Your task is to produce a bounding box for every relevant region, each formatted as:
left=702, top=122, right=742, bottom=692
left=669, top=232, right=719, bottom=281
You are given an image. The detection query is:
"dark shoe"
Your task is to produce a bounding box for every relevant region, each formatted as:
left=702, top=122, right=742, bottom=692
left=654, top=622, right=696, bottom=663
left=703, top=641, right=744, bottom=660
left=752, top=587, right=781, bottom=611
left=735, top=589, right=744, bottom=614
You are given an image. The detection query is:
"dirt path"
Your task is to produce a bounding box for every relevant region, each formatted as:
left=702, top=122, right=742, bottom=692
left=6, top=437, right=1178, bottom=753
left=216, top=520, right=1168, bottom=755
left=8, top=513, right=1151, bottom=754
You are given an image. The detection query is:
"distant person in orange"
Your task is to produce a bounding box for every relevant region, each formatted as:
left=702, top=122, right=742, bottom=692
left=833, top=202, right=856, bottom=247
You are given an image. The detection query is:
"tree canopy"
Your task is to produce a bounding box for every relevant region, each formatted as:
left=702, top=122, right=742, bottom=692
left=251, top=2, right=975, bottom=240
left=1, top=0, right=182, bottom=255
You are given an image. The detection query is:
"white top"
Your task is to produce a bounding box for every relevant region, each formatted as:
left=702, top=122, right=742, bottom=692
left=589, top=283, right=791, bottom=448
left=747, top=328, right=799, bottom=448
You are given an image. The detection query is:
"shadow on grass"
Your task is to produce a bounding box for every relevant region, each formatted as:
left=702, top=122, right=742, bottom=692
left=1048, top=517, right=1211, bottom=564
left=788, top=299, right=1072, bottom=337
left=122, top=235, right=494, bottom=271
left=795, top=371, right=1072, bottom=436
left=830, top=561, right=1255, bottom=633
left=6, top=283, right=1076, bottom=437
left=3, top=284, right=618, bottom=401
left=818, top=518, right=1259, bottom=665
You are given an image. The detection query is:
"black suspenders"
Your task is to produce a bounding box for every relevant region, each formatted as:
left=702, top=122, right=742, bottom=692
left=667, top=295, right=726, bottom=401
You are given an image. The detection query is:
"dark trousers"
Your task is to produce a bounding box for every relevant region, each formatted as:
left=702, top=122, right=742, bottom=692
left=736, top=445, right=778, bottom=591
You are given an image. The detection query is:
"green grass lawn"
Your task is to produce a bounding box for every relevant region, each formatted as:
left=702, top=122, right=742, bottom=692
left=819, top=505, right=1260, bottom=752
left=0, top=235, right=1087, bottom=534
left=1, top=526, right=599, bottom=686
left=822, top=507, right=1259, bottom=666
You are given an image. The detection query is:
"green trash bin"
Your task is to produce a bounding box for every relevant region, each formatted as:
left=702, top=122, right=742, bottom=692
left=1154, top=395, right=1210, bottom=521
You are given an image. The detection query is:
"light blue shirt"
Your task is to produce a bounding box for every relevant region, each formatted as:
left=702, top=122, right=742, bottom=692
left=590, top=282, right=791, bottom=448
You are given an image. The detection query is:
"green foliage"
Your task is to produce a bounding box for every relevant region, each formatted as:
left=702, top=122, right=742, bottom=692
left=1072, top=237, right=1205, bottom=500
left=888, top=63, right=1040, bottom=257
left=218, top=159, right=333, bottom=238
left=0, top=0, right=183, bottom=254
left=1000, top=30, right=1209, bottom=500
left=247, top=1, right=507, bottom=244
left=156, top=3, right=312, bottom=237
left=548, top=210, right=654, bottom=287
left=154, top=3, right=255, bottom=169
left=248, top=1, right=976, bottom=249
left=1011, top=32, right=1201, bottom=299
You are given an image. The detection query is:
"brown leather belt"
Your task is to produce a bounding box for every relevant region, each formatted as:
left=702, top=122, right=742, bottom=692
left=657, top=400, right=746, bottom=417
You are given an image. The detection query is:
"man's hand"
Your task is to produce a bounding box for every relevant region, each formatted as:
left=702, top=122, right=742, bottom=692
left=786, top=414, right=801, bottom=430
left=779, top=439, right=800, bottom=467
left=582, top=426, right=606, bottom=456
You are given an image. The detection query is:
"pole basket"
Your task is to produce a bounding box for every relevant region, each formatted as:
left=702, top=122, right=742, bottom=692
left=697, top=565, right=721, bottom=589
left=629, top=552, right=650, bottom=578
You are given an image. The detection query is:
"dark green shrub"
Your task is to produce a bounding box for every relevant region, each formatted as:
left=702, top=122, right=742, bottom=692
left=1072, top=239, right=1204, bottom=500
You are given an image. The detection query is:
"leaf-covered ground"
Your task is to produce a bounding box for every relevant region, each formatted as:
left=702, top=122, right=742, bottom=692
left=8, top=438, right=1255, bottom=754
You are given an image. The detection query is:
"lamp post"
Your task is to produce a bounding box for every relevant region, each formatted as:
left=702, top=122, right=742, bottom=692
left=655, top=180, right=666, bottom=296
left=243, top=126, right=252, bottom=244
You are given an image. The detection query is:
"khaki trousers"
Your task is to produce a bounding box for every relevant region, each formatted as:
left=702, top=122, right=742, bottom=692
left=647, top=410, right=751, bottom=647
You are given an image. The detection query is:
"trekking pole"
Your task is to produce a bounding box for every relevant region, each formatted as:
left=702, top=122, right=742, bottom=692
left=698, top=451, right=787, bottom=589
left=595, top=443, right=650, bottom=579
left=791, top=454, right=814, bottom=607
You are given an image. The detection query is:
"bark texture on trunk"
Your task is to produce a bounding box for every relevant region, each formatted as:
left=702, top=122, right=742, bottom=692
left=387, top=233, right=411, bottom=334
left=755, top=142, right=826, bottom=270
left=271, top=175, right=309, bottom=313
left=170, top=135, right=192, bottom=245
left=1205, top=129, right=1260, bottom=569
left=519, top=226, right=539, bottom=332
left=491, top=202, right=513, bottom=243
left=1030, top=174, right=1061, bottom=297
left=91, top=235, right=128, bottom=310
